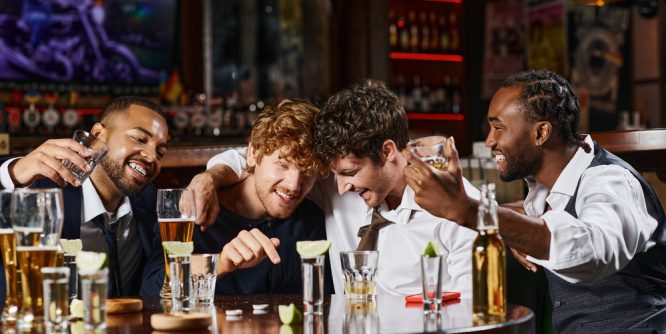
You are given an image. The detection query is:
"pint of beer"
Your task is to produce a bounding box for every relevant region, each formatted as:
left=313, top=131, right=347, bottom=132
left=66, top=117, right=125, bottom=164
left=156, top=188, right=196, bottom=298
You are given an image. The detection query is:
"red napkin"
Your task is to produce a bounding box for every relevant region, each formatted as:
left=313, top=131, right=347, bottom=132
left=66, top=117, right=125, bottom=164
left=404, top=291, right=461, bottom=304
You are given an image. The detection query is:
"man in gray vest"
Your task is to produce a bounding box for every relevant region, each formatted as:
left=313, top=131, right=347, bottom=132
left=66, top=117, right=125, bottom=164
left=404, top=69, right=666, bottom=334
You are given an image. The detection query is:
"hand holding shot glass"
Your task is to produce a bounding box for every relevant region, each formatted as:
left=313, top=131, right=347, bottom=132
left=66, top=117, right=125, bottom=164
left=60, top=130, right=108, bottom=183
left=407, top=136, right=448, bottom=171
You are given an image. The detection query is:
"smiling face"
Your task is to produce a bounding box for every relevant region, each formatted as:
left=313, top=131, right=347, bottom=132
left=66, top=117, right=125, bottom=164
left=93, top=104, right=168, bottom=197
left=485, top=86, right=541, bottom=182
left=248, top=148, right=318, bottom=219
left=330, top=153, right=398, bottom=208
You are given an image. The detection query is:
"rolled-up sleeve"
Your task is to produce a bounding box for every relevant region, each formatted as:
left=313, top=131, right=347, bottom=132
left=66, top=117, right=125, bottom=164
left=206, top=147, right=248, bottom=178
left=528, top=165, right=657, bottom=283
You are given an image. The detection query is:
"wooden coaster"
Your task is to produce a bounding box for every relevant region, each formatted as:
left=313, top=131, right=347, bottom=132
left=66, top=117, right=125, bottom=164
left=150, top=313, right=212, bottom=331
left=106, top=298, right=143, bottom=314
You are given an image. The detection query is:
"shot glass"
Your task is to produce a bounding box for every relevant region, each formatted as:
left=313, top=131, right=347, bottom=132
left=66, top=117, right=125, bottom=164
left=63, top=254, right=79, bottom=301
left=421, top=254, right=444, bottom=313
left=80, top=268, right=108, bottom=333
left=340, top=251, right=379, bottom=300
left=169, top=254, right=192, bottom=312
left=42, top=267, right=70, bottom=334
left=190, top=253, right=219, bottom=306
left=302, top=255, right=325, bottom=315
left=407, top=136, right=448, bottom=171
left=61, top=130, right=108, bottom=183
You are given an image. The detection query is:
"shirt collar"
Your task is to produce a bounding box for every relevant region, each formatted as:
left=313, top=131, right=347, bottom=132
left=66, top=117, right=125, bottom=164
left=376, top=186, right=423, bottom=224
left=82, top=179, right=132, bottom=224
left=549, top=135, right=595, bottom=197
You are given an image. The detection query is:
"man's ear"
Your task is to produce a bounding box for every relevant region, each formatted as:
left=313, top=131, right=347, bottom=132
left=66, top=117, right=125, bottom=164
left=247, top=143, right=257, bottom=168
left=90, top=123, right=107, bottom=142
left=534, top=121, right=552, bottom=147
left=381, top=139, right=399, bottom=162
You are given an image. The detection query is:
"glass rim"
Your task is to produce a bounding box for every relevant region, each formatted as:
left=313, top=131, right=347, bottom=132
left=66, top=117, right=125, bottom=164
left=41, top=266, right=71, bottom=275
left=11, top=187, right=63, bottom=195
left=191, top=253, right=219, bottom=258
left=157, top=188, right=194, bottom=193
left=340, top=250, right=379, bottom=255
left=406, top=135, right=447, bottom=147
left=167, top=253, right=193, bottom=259
left=79, top=267, right=108, bottom=276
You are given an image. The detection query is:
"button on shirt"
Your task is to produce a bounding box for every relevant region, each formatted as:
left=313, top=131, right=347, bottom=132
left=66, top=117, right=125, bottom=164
left=209, top=149, right=480, bottom=297
left=525, top=135, right=658, bottom=283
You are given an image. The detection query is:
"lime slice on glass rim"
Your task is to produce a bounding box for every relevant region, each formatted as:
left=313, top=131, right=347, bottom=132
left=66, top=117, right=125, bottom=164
left=75, top=251, right=108, bottom=275
left=423, top=241, right=440, bottom=257
left=162, top=241, right=194, bottom=255
left=60, top=239, right=83, bottom=256
left=296, top=240, right=332, bottom=259
left=278, top=303, right=303, bottom=325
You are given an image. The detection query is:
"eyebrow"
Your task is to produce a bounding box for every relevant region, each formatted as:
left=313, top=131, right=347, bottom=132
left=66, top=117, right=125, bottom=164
left=488, top=116, right=501, bottom=123
left=132, top=127, right=168, bottom=148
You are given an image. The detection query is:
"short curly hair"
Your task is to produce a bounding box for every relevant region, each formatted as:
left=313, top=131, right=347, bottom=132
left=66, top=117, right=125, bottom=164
left=314, top=79, right=409, bottom=165
left=502, top=70, right=590, bottom=153
left=249, top=99, right=329, bottom=178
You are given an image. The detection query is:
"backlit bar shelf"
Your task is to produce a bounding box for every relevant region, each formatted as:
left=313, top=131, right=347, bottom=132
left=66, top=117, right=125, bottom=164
left=389, top=52, right=463, bottom=62
left=406, top=113, right=464, bottom=121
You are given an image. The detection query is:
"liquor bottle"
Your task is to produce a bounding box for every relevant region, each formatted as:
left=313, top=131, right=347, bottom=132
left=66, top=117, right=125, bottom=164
left=429, top=13, right=440, bottom=52
left=439, top=14, right=450, bottom=52
left=472, top=183, right=507, bottom=325
left=398, top=15, right=409, bottom=51
left=389, top=10, right=398, bottom=51
left=420, top=12, right=429, bottom=52
left=408, top=11, right=419, bottom=52
left=450, top=13, right=460, bottom=52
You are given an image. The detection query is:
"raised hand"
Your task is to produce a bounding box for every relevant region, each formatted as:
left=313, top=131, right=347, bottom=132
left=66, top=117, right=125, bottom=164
left=10, top=138, right=91, bottom=187
left=217, top=228, right=281, bottom=276
left=184, top=171, right=219, bottom=231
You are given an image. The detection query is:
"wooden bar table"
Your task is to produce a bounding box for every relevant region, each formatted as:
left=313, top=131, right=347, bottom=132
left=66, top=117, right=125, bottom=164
left=98, top=294, right=534, bottom=334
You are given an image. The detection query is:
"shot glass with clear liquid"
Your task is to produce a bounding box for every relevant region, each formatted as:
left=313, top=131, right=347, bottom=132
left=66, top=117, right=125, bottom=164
left=61, top=130, right=108, bottom=183
left=340, top=251, right=379, bottom=300
left=63, top=254, right=79, bottom=301
left=302, top=254, right=325, bottom=315
left=41, top=267, right=70, bottom=334
left=421, top=254, right=444, bottom=313
left=80, top=268, right=108, bottom=333
left=169, top=254, right=192, bottom=313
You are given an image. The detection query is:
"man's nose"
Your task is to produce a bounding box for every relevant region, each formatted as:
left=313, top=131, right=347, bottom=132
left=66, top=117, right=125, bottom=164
left=336, top=177, right=352, bottom=195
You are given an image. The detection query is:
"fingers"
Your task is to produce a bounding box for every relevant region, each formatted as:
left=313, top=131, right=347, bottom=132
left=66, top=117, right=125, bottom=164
left=444, top=137, right=463, bottom=179
left=222, top=229, right=282, bottom=270
left=250, top=229, right=281, bottom=264
left=510, top=247, right=537, bottom=272
left=187, top=173, right=218, bottom=231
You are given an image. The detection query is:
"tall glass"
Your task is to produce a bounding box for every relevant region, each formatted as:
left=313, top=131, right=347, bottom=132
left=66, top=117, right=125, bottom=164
left=0, top=190, right=19, bottom=325
left=42, top=267, right=70, bottom=333
left=340, top=251, right=379, bottom=300
left=64, top=254, right=79, bottom=301
left=81, top=268, right=108, bottom=333
left=169, top=254, right=192, bottom=313
left=302, top=255, right=325, bottom=315
left=11, top=188, right=64, bottom=331
left=421, top=255, right=444, bottom=313
left=157, top=188, right=196, bottom=298
left=407, top=136, right=448, bottom=171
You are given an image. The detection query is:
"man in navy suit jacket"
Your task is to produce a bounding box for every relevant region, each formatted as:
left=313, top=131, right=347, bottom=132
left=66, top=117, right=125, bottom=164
left=0, top=96, right=168, bottom=300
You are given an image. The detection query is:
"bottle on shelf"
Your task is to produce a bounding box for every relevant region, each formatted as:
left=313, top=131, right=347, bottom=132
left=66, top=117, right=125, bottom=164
left=389, top=10, right=398, bottom=51
left=439, top=14, right=450, bottom=52
left=450, top=12, right=460, bottom=52
left=398, top=15, right=409, bottom=51
left=411, top=76, right=423, bottom=112
left=472, top=183, right=507, bottom=325
left=408, top=11, right=419, bottom=52
left=429, top=12, right=440, bottom=53
left=420, top=12, right=430, bottom=52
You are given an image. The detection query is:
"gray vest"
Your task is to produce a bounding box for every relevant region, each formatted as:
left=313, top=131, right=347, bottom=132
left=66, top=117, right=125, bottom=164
left=546, top=143, right=666, bottom=333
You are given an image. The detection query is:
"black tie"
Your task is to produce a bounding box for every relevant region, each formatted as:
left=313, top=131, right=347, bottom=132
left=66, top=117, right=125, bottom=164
left=356, top=209, right=394, bottom=251
left=91, top=214, right=123, bottom=297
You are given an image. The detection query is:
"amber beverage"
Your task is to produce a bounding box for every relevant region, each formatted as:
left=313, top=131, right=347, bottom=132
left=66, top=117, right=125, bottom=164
left=17, top=246, right=58, bottom=328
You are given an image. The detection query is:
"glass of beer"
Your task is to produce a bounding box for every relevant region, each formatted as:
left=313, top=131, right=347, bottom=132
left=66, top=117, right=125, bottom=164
left=0, top=190, right=19, bottom=325
left=11, top=188, right=64, bottom=331
left=407, top=136, right=448, bottom=171
left=157, top=188, right=196, bottom=298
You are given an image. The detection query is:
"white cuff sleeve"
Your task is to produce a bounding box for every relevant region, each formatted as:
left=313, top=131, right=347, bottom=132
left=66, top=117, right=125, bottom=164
left=0, top=157, right=20, bottom=190
left=206, top=147, right=248, bottom=178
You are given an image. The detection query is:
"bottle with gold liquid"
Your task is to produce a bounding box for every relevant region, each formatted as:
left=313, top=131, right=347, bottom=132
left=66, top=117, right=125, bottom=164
left=472, top=183, right=507, bottom=324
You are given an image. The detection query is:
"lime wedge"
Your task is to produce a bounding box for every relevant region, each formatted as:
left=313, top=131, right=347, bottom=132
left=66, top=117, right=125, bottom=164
left=60, top=239, right=83, bottom=256
left=423, top=241, right=439, bottom=257
left=75, top=251, right=108, bottom=275
left=162, top=241, right=194, bottom=255
left=278, top=303, right=302, bottom=325
left=296, top=240, right=331, bottom=259
left=279, top=324, right=303, bottom=334
left=70, top=298, right=84, bottom=318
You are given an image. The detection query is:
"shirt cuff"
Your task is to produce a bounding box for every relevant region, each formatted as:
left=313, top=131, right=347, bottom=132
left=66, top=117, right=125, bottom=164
left=0, top=157, right=20, bottom=190
left=526, top=210, right=595, bottom=272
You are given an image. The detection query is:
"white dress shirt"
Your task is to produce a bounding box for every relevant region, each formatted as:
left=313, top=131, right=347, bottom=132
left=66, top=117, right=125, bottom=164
left=525, top=135, right=657, bottom=284
left=208, top=148, right=480, bottom=297
left=0, top=158, right=142, bottom=291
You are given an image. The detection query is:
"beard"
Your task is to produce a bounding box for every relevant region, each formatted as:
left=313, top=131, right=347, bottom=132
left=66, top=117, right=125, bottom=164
left=98, top=156, right=142, bottom=198
left=499, top=140, right=540, bottom=182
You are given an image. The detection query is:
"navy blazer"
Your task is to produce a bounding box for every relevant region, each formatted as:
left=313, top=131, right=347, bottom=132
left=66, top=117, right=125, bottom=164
left=0, top=180, right=160, bottom=302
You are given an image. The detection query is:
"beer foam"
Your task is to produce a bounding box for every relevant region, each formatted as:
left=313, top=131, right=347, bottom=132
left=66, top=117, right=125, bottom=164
left=158, top=217, right=195, bottom=223
left=13, top=227, right=43, bottom=234
left=0, top=228, right=13, bottom=234
left=17, top=246, right=59, bottom=252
